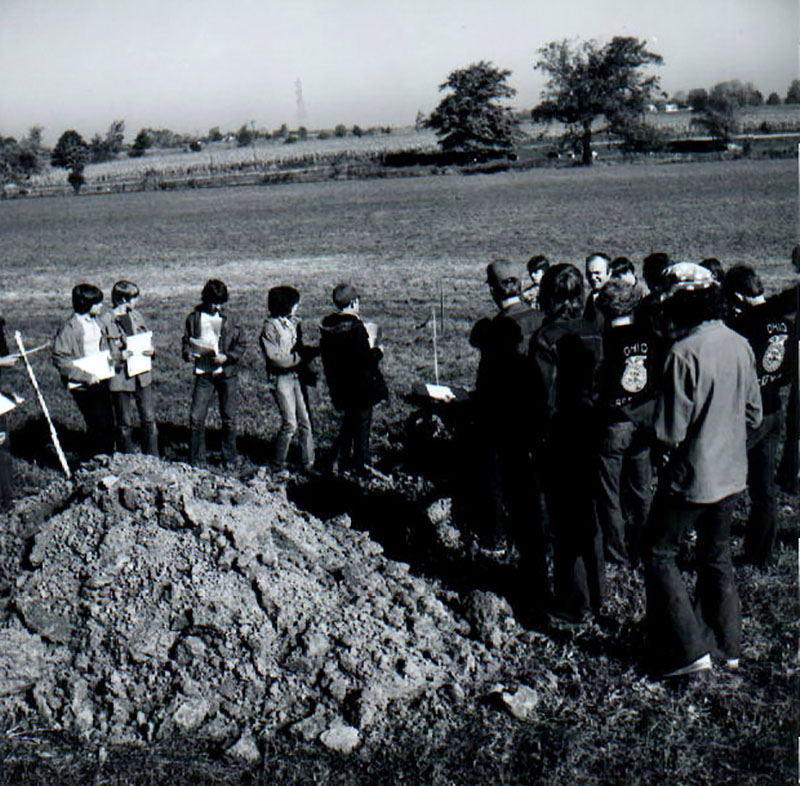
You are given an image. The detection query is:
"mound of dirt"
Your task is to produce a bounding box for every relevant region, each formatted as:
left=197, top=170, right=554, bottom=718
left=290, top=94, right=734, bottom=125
left=0, top=455, right=534, bottom=758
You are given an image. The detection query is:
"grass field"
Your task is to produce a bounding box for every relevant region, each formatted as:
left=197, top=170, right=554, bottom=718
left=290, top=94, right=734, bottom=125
left=0, top=158, right=797, bottom=784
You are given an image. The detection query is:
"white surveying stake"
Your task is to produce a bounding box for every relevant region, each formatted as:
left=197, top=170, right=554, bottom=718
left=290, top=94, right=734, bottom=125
left=14, top=331, right=71, bottom=478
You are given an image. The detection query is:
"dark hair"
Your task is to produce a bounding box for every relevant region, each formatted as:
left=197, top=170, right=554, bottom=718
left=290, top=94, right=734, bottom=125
left=610, top=257, right=635, bottom=279
left=596, top=278, right=643, bottom=319
left=642, top=252, right=670, bottom=290
left=585, top=252, right=610, bottom=271
left=660, top=286, right=727, bottom=333
left=332, top=282, right=358, bottom=310
left=201, top=279, right=228, bottom=305
left=700, top=257, right=724, bottom=284
left=268, top=285, right=300, bottom=318
left=724, top=265, right=763, bottom=301
left=111, top=280, right=140, bottom=306
left=72, top=283, right=103, bottom=315
left=539, top=263, right=585, bottom=319
left=527, top=255, right=550, bottom=275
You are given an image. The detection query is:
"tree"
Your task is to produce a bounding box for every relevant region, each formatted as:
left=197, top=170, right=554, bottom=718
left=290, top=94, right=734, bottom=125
left=690, top=83, right=741, bottom=141
left=427, top=60, right=518, bottom=154
left=785, top=79, right=800, bottom=105
left=105, top=119, right=125, bottom=153
left=236, top=124, right=253, bottom=147
left=128, top=129, right=152, bottom=158
left=532, top=37, right=663, bottom=165
left=766, top=92, right=782, bottom=106
left=0, top=136, right=41, bottom=183
left=51, top=130, right=90, bottom=192
left=687, top=88, right=708, bottom=112
left=208, top=126, right=223, bottom=142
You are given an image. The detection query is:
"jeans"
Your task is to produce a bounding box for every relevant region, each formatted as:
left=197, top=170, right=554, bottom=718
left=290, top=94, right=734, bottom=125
left=272, top=373, right=314, bottom=468
left=745, top=411, right=781, bottom=566
left=189, top=373, right=238, bottom=464
left=334, top=407, right=372, bottom=472
left=112, top=382, right=159, bottom=455
left=544, top=422, right=606, bottom=617
left=644, top=493, right=740, bottom=674
left=596, top=420, right=653, bottom=565
left=71, top=382, right=116, bottom=458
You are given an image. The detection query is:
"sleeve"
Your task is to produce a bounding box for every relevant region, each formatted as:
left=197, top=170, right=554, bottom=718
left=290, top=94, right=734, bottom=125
left=744, top=346, right=764, bottom=431
left=52, top=322, right=78, bottom=380
left=223, top=317, right=247, bottom=366
left=469, top=317, right=492, bottom=350
left=260, top=321, right=300, bottom=370
left=653, top=350, right=696, bottom=448
left=99, top=312, right=124, bottom=367
left=181, top=313, right=194, bottom=363
left=529, top=334, right=557, bottom=425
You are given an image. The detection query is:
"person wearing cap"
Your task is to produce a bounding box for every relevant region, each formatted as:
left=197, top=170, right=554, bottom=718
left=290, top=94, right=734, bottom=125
left=319, top=283, right=387, bottom=476
left=594, top=278, right=657, bottom=567
left=643, top=261, right=762, bottom=678
left=521, top=255, right=550, bottom=309
left=468, top=260, right=548, bottom=619
left=724, top=265, right=794, bottom=566
left=529, top=263, right=605, bottom=625
left=99, top=280, right=159, bottom=456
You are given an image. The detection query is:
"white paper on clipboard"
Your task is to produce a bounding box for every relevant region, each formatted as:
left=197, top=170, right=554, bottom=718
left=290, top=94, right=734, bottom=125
left=0, top=393, right=17, bottom=416
left=72, top=350, right=113, bottom=384
left=425, top=383, right=455, bottom=402
left=125, top=332, right=153, bottom=377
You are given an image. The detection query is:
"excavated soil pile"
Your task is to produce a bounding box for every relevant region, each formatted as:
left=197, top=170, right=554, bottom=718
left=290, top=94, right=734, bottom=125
left=0, top=455, right=540, bottom=759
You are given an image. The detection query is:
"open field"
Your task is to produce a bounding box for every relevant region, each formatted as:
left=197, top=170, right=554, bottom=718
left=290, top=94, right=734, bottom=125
left=0, top=158, right=797, bottom=784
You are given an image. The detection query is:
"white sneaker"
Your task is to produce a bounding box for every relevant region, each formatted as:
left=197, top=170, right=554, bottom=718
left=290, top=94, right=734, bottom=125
left=662, top=653, right=712, bottom=678
left=725, top=658, right=740, bottom=671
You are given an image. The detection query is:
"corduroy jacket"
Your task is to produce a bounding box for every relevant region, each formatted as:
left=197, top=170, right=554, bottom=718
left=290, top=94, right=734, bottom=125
left=181, top=306, right=246, bottom=378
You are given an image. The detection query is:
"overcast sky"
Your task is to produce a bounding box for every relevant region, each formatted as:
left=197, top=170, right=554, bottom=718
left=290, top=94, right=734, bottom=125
left=1, top=0, right=797, bottom=143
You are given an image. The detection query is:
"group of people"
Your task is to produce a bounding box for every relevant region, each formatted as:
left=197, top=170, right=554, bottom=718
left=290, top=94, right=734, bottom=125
left=0, top=247, right=797, bottom=679
left=469, top=248, right=797, bottom=677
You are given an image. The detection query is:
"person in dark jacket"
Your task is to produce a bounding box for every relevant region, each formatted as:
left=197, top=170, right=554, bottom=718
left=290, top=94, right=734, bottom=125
left=644, top=262, right=762, bottom=678
left=319, top=283, right=387, bottom=475
left=468, top=260, right=549, bottom=620
left=530, top=263, right=605, bottom=624
left=0, top=316, right=19, bottom=508
left=181, top=279, right=247, bottom=466
left=99, top=281, right=159, bottom=456
left=594, top=278, right=657, bottom=566
left=724, top=265, right=795, bottom=566
left=583, top=252, right=611, bottom=328
left=52, top=283, right=116, bottom=458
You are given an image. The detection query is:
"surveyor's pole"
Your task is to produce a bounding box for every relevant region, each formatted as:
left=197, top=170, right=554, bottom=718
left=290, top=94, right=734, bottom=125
left=14, top=331, right=71, bottom=478
left=431, top=306, right=439, bottom=385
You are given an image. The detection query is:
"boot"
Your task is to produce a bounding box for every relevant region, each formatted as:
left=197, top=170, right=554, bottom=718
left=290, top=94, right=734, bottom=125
left=189, top=428, right=206, bottom=466
left=143, top=423, right=160, bottom=457
left=116, top=426, right=135, bottom=454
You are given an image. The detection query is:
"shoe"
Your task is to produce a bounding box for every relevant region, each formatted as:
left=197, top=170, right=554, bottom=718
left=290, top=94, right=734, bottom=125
left=724, top=658, right=740, bottom=671
left=662, top=653, right=711, bottom=678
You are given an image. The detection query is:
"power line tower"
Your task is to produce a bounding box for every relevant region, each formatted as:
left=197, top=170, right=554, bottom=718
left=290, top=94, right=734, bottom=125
left=295, top=78, right=308, bottom=129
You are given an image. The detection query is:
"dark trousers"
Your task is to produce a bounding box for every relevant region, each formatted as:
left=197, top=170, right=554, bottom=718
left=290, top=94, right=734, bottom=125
left=0, top=416, right=11, bottom=507
left=335, top=406, right=372, bottom=472
left=189, top=373, right=238, bottom=464
left=777, top=379, right=798, bottom=492
left=644, top=494, right=740, bottom=674
left=596, top=420, right=652, bottom=565
left=744, top=411, right=781, bottom=566
left=112, top=382, right=159, bottom=455
left=71, top=382, right=115, bottom=458
left=544, top=425, right=606, bottom=617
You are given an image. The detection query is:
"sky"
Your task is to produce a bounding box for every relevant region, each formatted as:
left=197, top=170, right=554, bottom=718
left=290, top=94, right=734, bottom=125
left=1, top=0, right=797, bottom=144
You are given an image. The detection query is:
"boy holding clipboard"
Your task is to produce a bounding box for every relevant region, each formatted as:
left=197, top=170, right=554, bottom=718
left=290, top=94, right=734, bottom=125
left=52, top=284, right=115, bottom=458
left=99, top=281, right=159, bottom=455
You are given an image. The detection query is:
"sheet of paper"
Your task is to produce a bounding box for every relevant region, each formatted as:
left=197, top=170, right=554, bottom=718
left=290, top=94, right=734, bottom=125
left=72, top=350, right=113, bottom=383
left=425, top=383, right=455, bottom=402
left=364, top=322, right=381, bottom=348
left=189, top=336, right=217, bottom=356
left=0, top=393, right=17, bottom=416
left=126, top=354, right=152, bottom=377
left=125, top=331, right=152, bottom=354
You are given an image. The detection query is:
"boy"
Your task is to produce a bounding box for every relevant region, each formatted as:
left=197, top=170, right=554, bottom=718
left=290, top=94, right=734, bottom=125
left=52, top=283, right=115, bottom=458
left=521, top=255, right=550, bottom=309
left=260, top=285, right=316, bottom=474
left=100, top=281, right=159, bottom=455
left=181, top=279, right=246, bottom=466
left=644, top=262, right=762, bottom=678
left=320, top=283, right=387, bottom=475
